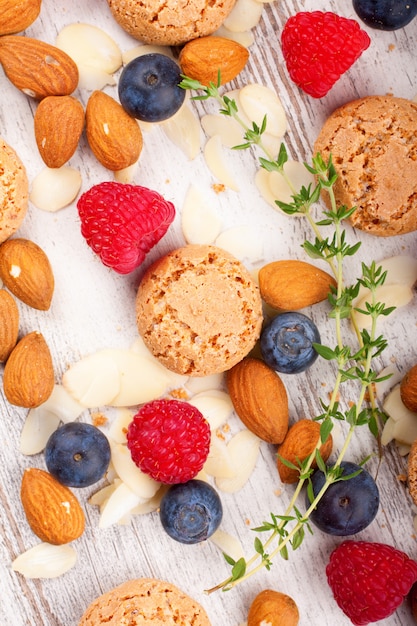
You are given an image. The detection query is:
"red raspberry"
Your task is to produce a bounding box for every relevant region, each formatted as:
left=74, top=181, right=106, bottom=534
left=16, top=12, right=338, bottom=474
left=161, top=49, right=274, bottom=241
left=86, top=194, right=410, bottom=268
left=126, top=399, right=211, bottom=484
left=326, top=540, right=417, bottom=625
left=77, top=182, right=175, bottom=274
left=281, top=11, right=371, bottom=98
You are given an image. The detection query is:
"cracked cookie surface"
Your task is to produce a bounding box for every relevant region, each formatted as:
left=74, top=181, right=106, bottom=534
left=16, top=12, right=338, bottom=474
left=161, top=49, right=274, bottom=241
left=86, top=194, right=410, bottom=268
left=107, top=0, right=237, bottom=46
left=136, top=244, right=263, bottom=376
left=78, top=578, right=211, bottom=625
left=313, top=95, right=417, bottom=237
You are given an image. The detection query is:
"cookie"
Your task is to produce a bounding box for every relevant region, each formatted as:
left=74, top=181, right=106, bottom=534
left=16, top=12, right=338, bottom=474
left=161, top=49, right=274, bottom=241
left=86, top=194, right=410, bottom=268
left=78, top=578, right=211, bottom=625
left=0, top=137, right=29, bottom=243
left=136, top=244, right=263, bottom=377
left=107, top=0, right=237, bottom=46
left=313, top=95, right=417, bottom=237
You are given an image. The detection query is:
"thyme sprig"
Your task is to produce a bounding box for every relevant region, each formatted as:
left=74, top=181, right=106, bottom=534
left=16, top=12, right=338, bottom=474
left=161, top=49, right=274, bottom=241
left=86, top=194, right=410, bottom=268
left=179, top=75, right=392, bottom=592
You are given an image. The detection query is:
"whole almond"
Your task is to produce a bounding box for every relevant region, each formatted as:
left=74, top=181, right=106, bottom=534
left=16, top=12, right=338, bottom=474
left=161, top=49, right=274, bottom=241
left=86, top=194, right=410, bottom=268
left=0, top=238, right=54, bottom=310
left=3, top=331, right=55, bottom=408
left=34, top=95, right=85, bottom=168
left=258, top=259, right=337, bottom=311
left=179, top=35, right=249, bottom=86
left=0, top=35, right=79, bottom=99
left=248, top=589, right=299, bottom=626
left=86, top=90, right=143, bottom=171
left=0, top=290, right=19, bottom=362
left=400, top=363, right=417, bottom=413
left=21, top=468, right=85, bottom=545
left=0, top=0, right=41, bottom=35
left=226, top=357, right=288, bottom=444
left=277, top=419, right=333, bottom=484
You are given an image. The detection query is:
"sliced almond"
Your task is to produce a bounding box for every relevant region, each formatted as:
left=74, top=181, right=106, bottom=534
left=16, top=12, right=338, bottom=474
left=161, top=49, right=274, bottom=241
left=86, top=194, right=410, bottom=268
left=98, top=481, right=145, bottom=529
left=109, top=441, right=161, bottom=499
left=223, top=0, right=264, bottom=32
left=268, top=161, right=316, bottom=205
left=209, top=528, right=244, bottom=561
left=20, top=408, right=60, bottom=456
left=181, top=185, right=222, bottom=245
left=62, top=351, right=121, bottom=407
left=204, top=134, right=239, bottom=191
left=55, top=23, right=122, bottom=79
left=213, top=25, right=255, bottom=47
left=215, top=429, right=261, bottom=493
left=108, top=408, right=134, bottom=444
left=188, top=390, right=234, bottom=431
left=239, top=83, right=287, bottom=138
left=215, top=225, right=263, bottom=262
left=160, top=101, right=201, bottom=160
left=30, top=166, right=82, bottom=212
left=203, top=437, right=237, bottom=478
left=201, top=113, right=244, bottom=148
left=352, top=284, right=413, bottom=330
left=12, top=543, right=77, bottom=579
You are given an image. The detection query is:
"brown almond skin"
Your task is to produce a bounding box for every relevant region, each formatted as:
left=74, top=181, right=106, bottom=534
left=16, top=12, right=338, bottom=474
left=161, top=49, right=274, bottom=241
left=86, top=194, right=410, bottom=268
left=277, top=419, right=333, bottom=484
left=226, top=357, right=288, bottom=444
left=248, top=589, right=300, bottom=626
left=86, top=90, right=143, bottom=171
left=0, top=290, right=19, bottom=362
left=3, top=331, right=54, bottom=408
left=0, top=36, right=79, bottom=99
left=0, top=238, right=54, bottom=310
left=401, top=364, right=417, bottom=413
left=21, top=468, right=85, bottom=545
left=0, top=0, right=41, bottom=35
left=34, top=95, right=85, bottom=167
left=179, top=35, right=249, bottom=86
left=258, top=259, right=337, bottom=311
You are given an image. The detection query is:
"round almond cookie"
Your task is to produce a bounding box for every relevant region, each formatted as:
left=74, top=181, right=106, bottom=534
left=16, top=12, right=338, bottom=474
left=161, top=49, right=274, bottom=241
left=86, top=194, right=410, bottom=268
left=78, top=578, right=211, bottom=625
left=136, top=244, right=263, bottom=376
left=0, top=137, right=29, bottom=243
left=107, top=0, right=237, bottom=46
left=313, top=95, right=417, bottom=237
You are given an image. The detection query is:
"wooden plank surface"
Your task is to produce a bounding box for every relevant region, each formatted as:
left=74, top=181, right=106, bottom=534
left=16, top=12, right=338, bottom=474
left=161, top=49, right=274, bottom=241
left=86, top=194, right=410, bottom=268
left=1, top=1, right=417, bottom=625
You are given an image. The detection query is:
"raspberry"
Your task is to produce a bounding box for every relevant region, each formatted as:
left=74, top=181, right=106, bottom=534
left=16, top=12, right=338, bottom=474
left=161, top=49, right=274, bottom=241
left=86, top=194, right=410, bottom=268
left=126, top=399, right=211, bottom=484
left=281, top=11, right=371, bottom=98
left=77, top=182, right=175, bottom=274
left=326, top=540, right=417, bottom=625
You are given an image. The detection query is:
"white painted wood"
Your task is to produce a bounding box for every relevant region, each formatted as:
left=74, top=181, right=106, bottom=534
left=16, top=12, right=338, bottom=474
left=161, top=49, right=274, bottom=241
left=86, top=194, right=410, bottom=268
left=0, top=1, right=416, bottom=625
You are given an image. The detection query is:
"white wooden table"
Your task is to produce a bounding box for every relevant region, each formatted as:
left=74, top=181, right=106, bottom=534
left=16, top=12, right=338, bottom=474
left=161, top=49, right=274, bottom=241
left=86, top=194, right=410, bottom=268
left=1, top=1, right=417, bottom=624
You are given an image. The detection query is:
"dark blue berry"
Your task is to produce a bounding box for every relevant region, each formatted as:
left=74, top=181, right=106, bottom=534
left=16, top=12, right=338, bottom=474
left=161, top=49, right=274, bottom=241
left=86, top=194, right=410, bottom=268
left=307, top=461, right=380, bottom=535
left=260, top=311, right=320, bottom=374
left=118, top=53, right=186, bottom=123
left=160, top=479, right=223, bottom=544
left=45, top=422, right=111, bottom=488
left=353, top=0, right=417, bottom=30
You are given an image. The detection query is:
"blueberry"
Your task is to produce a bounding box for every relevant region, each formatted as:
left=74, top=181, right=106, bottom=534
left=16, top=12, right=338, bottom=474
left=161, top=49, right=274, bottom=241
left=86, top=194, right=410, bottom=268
left=159, top=479, right=223, bottom=544
left=306, top=461, right=380, bottom=536
left=45, top=422, right=111, bottom=488
left=118, top=53, right=186, bottom=123
left=260, top=311, right=321, bottom=374
left=352, top=0, right=417, bottom=30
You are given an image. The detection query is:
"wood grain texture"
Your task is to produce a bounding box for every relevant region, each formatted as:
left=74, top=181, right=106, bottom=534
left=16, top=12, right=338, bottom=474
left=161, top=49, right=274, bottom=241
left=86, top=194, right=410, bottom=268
left=0, top=1, right=416, bottom=625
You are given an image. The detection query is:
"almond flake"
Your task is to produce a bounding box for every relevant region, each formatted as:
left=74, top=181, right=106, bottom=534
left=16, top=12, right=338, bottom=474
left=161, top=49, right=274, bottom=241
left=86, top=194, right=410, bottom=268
left=160, top=101, right=201, bottom=160
left=239, top=83, right=287, bottom=138
left=98, top=481, right=145, bottom=528
left=223, top=0, right=264, bottom=32
left=204, top=135, right=239, bottom=191
left=30, top=167, right=82, bottom=212
left=188, top=390, right=234, bottom=430
left=215, top=429, right=261, bottom=493
left=181, top=185, right=222, bottom=244
left=214, top=225, right=263, bottom=262
left=109, top=441, right=161, bottom=499
left=12, top=543, right=77, bottom=578
left=209, top=529, right=244, bottom=561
